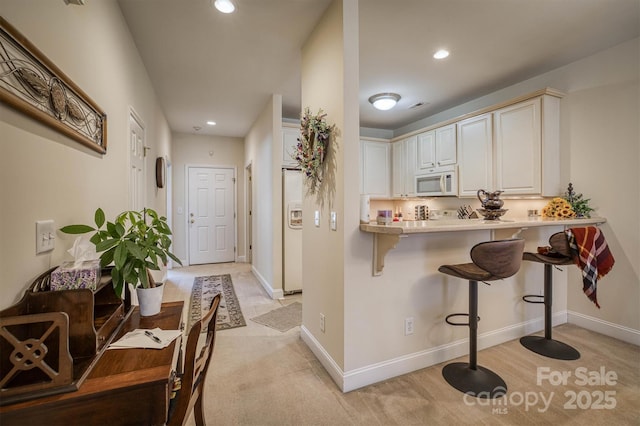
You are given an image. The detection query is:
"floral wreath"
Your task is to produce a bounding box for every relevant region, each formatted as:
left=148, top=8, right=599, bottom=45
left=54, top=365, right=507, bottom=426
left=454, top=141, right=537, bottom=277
left=292, top=107, right=334, bottom=194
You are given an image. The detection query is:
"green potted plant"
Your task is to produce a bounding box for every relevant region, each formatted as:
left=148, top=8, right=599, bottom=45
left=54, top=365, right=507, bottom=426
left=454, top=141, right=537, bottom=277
left=61, top=207, right=182, bottom=316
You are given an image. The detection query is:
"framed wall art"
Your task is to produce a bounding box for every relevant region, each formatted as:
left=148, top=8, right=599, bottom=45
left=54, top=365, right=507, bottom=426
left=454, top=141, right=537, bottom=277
left=0, top=17, right=107, bottom=154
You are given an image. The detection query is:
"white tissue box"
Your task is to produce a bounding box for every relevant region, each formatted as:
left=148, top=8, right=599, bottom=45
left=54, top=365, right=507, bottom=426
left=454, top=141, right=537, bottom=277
left=50, top=260, right=101, bottom=291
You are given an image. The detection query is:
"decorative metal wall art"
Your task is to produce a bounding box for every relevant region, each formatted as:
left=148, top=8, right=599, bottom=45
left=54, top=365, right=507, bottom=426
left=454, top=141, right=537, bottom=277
left=0, top=17, right=106, bottom=154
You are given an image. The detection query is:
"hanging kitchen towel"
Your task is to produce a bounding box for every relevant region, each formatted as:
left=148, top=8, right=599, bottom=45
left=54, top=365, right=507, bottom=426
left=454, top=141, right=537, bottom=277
left=565, top=226, right=615, bottom=308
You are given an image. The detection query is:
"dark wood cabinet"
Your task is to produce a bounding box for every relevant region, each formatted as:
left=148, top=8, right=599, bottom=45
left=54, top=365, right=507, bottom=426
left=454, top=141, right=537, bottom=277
left=0, top=269, right=183, bottom=426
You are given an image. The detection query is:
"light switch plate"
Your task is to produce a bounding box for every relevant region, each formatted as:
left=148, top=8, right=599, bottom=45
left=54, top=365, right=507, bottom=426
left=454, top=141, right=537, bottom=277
left=330, top=211, right=337, bottom=231
left=36, top=220, right=55, bottom=254
left=314, top=211, right=320, bottom=227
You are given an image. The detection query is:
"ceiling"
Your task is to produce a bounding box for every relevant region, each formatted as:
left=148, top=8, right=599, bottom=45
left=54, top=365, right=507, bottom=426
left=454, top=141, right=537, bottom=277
left=118, top=0, right=639, bottom=138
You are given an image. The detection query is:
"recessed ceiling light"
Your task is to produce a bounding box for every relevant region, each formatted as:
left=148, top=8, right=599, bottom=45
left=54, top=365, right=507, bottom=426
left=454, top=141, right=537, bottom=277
left=433, top=49, right=450, bottom=59
left=214, top=0, right=235, bottom=13
left=368, top=93, right=401, bottom=111
left=206, top=121, right=216, bottom=126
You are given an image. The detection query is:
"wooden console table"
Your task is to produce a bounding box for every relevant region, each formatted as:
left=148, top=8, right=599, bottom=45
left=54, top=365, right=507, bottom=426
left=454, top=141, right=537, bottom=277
left=0, top=301, right=184, bottom=426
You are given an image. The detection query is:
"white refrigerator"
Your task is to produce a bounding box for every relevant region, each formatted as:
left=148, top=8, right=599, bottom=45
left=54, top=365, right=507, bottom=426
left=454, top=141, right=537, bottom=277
left=282, top=169, right=303, bottom=293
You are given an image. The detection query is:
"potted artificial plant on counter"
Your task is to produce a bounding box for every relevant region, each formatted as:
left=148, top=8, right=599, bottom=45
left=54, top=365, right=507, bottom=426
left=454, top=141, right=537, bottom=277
left=61, top=208, right=182, bottom=316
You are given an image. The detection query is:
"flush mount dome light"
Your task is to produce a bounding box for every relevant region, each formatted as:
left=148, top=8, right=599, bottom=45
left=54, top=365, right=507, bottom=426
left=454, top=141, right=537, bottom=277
left=368, top=93, right=401, bottom=111
left=214, top=0, right=235, bottom=13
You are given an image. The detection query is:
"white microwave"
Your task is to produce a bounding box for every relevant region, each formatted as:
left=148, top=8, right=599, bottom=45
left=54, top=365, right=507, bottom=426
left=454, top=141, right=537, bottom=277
left=415, top=165, right=457, bottom=196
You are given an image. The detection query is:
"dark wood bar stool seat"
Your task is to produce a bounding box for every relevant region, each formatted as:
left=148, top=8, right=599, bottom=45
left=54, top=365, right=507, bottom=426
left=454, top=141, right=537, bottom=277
left=438, top=238, right=525, bottom=399
left=520, top=232, right=580, bottom=360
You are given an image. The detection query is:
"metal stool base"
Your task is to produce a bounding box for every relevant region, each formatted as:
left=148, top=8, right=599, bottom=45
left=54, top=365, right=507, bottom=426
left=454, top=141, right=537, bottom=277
left=520, top=335, right=580, bottom=360
left=442, top=362, right=507, bottom=399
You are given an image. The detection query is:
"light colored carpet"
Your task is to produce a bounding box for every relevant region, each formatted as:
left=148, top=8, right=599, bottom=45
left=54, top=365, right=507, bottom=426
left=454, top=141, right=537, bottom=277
left=251, top=302, right=302, bottom=332
left=164, top=264, right=639, bottom=426
left=188, top=274, right=246, bottom=331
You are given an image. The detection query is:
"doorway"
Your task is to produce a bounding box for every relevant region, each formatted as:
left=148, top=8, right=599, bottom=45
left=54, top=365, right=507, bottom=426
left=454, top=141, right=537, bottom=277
left=128, top=110, right=145, bottom=211
left=187, top=166, right=236, bottom=265
left=246, top=163, right=253, bottom=264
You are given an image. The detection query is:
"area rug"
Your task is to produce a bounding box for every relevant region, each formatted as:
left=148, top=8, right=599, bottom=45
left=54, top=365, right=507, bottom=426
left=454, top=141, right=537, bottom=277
left=188, top=274, right=246, bottom=331
left=251, top=302, right=302, bottom=332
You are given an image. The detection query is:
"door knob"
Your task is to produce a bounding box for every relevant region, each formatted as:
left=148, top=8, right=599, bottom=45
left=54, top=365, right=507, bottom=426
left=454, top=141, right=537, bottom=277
left=190, top=219, right=195, bottom=224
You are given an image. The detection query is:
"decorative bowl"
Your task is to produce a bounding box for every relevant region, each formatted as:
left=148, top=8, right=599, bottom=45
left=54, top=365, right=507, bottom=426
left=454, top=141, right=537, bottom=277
left=477, top=208, right=508, bottom=220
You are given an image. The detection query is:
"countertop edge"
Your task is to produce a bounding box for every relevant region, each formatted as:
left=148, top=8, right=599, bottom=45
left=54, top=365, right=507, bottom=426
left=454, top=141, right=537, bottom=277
left=359, top=217, right=606, bottom=234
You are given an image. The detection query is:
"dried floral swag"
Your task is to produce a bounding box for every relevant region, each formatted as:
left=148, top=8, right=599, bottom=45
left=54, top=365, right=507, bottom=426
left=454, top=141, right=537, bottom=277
left=292, top=107, right=335, bottom=194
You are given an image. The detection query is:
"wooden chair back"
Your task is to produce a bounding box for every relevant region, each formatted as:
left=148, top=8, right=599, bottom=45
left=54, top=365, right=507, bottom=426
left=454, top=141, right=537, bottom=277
left=168, top=293, right=221, bottom=426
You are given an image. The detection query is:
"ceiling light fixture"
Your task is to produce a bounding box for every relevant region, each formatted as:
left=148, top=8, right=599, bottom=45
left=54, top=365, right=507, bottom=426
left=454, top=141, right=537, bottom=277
left=368, top=93, right=401, bottom=111
left=433, top=49, right=450, bottom=59
left=214, top=0, right=235, bottom=13
left=206, top=121, right=216, bottom=126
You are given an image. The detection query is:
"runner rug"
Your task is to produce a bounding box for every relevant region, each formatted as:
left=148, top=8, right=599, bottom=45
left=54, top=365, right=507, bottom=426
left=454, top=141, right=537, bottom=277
left=251, top=302, right=302, bottom=332
left=188, top=274, right=246, bottom=331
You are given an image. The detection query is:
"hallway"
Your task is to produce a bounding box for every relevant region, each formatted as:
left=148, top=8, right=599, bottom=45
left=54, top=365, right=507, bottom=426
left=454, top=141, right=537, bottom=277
left=163, top=263, right=639, bottom=425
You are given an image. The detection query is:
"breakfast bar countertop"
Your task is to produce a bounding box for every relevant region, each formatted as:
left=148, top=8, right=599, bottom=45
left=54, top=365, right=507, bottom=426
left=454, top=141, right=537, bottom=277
left=360, top=216, right=606, bottom=275
left=360, top=216, right=606, bottom=234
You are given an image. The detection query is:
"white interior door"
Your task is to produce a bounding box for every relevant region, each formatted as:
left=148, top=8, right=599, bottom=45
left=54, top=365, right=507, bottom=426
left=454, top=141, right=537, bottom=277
left=188, top=167, right=235, bottom=265
left=129, top=112, right=145, bottom=211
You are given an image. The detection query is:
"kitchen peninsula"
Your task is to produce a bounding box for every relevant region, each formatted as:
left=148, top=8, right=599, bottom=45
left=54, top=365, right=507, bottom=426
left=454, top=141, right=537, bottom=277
left=360, top=216, right=606, bottom=275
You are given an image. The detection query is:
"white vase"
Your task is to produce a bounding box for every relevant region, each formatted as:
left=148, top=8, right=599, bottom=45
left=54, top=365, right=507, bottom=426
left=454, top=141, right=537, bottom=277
left=136, top=283, right=164, bottom=317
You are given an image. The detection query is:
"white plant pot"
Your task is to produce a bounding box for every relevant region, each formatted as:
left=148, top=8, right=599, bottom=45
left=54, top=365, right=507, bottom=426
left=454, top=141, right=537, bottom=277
left=136, top=283, right=164, bottom=317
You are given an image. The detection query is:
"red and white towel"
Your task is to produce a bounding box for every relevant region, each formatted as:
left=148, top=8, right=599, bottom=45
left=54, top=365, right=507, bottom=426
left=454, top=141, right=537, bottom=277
left=565, top=227, right=615, bottom=308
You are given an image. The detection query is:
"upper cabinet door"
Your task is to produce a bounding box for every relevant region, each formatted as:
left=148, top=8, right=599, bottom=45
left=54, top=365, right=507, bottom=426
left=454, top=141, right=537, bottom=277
left=282, top=125, right=299, bottom=167
left=361, top=140, right=390, bottom=197
left=494, top=98, right=541, bottom=195
left=435, top=124, right=457, bottom=167
left=457, top=113, right=493, bottom=197
left=417, top=131, right=436, bottom=170
left=418, top=124, right=457, bottom=171
left=392, top=136, right=417, bottom=197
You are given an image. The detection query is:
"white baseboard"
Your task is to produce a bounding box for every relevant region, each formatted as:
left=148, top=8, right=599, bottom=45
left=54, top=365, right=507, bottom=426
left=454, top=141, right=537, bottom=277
left=251, top=265, right=284, bottom=299
left=568, top=310, right=640, bottom=346
left=300, top=326, right=345, bottom=390
left=302, top=311, right=639, bottom=393
left=301, top=313, right=568, bottom=393
left=237, top=255, right=246, bottom=263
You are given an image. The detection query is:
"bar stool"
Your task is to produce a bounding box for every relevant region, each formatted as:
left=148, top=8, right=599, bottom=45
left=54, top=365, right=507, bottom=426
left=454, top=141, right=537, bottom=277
left=438, top=238, right=525, bottom=398
left=520, top=232, right=580, bottom=360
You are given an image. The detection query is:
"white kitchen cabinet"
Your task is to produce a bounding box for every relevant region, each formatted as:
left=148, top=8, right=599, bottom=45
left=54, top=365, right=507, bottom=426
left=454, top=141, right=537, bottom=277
left=417, top=131, right=436, bottom=169
left=436, top=124, right=457, bottom=166
left=392, top=135, right=417, bottom=197
left=360, top=139, right=390, bottom=197
left=417, top=124, right=457, bottom=171
left=494, top=98, right=541, bottom=195
left=493, top=95, right=561, bottom=196
left=457, top=113, right=493, bottom=197
left=282, top=125, right=299, bottom=167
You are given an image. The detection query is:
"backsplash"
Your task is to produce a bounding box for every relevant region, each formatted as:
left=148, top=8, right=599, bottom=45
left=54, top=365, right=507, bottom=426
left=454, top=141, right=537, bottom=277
left=369, top=198, right=550, bottom=222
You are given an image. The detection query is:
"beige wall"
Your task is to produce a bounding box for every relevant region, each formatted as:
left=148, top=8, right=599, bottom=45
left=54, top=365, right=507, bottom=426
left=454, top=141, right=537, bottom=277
left=170, top=133, right=245, bottom=263
left=301, top=0, right=360, bottom=371
left=0, top=0, right=172, bottom=309
left=244, top=95, right=284, bottom=297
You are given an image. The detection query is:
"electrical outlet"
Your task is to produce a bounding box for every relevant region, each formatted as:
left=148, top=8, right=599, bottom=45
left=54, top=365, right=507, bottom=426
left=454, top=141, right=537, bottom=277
left=320, top=313, right=325, bottom=332
left=404, top=317, right=414, bottom=336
